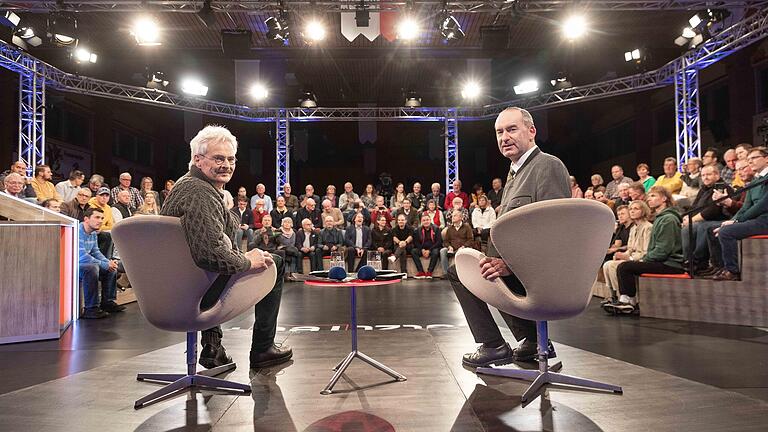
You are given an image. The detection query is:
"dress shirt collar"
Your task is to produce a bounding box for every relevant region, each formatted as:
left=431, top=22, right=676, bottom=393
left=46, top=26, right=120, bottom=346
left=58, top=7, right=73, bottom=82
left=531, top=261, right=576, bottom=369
left=759, top=167, right=768, bottom=178
left=510, top=145, right=538, bottom=173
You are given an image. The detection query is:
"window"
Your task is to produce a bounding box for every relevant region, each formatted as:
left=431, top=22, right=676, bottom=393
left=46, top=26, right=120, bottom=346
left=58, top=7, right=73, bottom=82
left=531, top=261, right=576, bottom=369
left=46, top=104, right=91, bottom=147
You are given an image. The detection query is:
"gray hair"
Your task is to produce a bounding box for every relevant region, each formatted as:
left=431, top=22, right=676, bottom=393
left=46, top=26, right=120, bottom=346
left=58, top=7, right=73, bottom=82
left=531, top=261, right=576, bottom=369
left=189, top=125, right=238, bottom=169
left=502, top=106, right=535, bottom=128
left=89, top=174, right=104, bottom=185
left=3, top=172, right=23, bottom=186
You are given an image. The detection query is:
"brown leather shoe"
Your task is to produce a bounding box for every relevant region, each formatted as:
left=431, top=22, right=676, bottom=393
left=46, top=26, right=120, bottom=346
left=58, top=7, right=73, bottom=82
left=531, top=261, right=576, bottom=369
left=713, top=270, right=740, bottom=281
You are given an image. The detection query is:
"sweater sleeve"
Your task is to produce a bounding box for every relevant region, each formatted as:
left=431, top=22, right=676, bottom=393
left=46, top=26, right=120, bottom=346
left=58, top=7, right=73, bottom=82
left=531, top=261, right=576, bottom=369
left=644, top=218, right=680, bottom=263
left=736, top=184, right=768, bottom=221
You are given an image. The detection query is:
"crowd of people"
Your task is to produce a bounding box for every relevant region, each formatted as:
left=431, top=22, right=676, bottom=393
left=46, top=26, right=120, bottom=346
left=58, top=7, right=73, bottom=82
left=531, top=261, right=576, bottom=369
left=2, top=141, right=765, bottom=320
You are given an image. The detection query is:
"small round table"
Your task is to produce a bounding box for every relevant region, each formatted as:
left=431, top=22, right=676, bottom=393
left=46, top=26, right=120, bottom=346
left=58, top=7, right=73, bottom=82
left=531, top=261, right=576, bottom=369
left=304, top=277, right=407, bottom=395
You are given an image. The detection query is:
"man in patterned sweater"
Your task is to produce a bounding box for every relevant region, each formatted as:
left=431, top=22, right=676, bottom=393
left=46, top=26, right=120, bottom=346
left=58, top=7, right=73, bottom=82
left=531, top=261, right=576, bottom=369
left=161, top=125, right=292, bottom=370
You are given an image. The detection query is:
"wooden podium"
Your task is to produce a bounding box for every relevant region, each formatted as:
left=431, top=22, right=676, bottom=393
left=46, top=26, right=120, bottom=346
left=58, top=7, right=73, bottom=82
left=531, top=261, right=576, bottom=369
left=0, top=193, right=79, bottom=344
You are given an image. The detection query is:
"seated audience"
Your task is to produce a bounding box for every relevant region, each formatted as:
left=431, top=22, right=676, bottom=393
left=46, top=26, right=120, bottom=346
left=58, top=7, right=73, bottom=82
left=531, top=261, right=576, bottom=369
left=323, top=184, right=338, bottom=208
left=87, top=174, right=106, bottom=197
left=370, top=214, right=394, bottom=269
left=139, top=176, right=161, bottom=207
left=721, top=149, right=737, bottom=186
left=232, top=196, right=255, bottom=251
left=61, top=188, right=92, bottom=221
left=584, top=189, right=595, bottom=200
left=486, top=178, right=504, bottom=211
left=420, top=198, right=445, bottom=229
left=594, top=190, right=613, bottom=210
left=612, top=183, right=632, bottom=209
left=270, top=195, right=292, bottom=223
left=606, top=205, right=633, bottom=260
left=236, top=186, right=249, bottom=208
left=411, top=213, right=443, bottom=279
left=605, top=165, right=634, bottom=199
left=276, top=217, right=300, bottom=274
left=426, top=182, right=446, bottom=211
left=282, top=183, right=300, bottom=213
left=321, top=199, right=345, bottom=229
left=296, top=197, right=323, bottom=229
left=444, top=179, right=470, bottom=210
left=731, top=143, right=753, bottom=188
left=79, top=207, right=122, bottom=319
left=110, top=172, right=143, bottom=208
left=55, top=169, right=85, bottom=203
left=2, top=173, right=33, bottom=201
left=88, top=187, right=116, bottom=257
left=444, top=196, right=470, bottom=229
left=627, top=182, right=646, bottom=202
left=252, top=199, right=269, bottom=230
left=112, top=190, right=136, bottom=224
left=677, top=157, right=703, bottom=207
left=711, top=147, right=768, bottom=281
left=682, top=165, right=733, bottom=273
left=344, top=212, right=371, bottom=272
left=440, top=211, right=475, bottom=274
left=300, top=184, right=321, bottom=208
left=607, top=186, right=685, bottom=314
left=390, top=182, right=407, bottom=210
left=42, top=198, right=62, bottom=212
left=248, top=215, right=283, bottom=260
left=601, top=201, right=653, bottom=303
left=318, top=215, right=345, bottom=257
left=587, top=174, right=605, bottom=193
left=394, top=198, right=419, bottom=229
left=370, top=195, right=393, bottom=227
left=136, top=192, right=160, bottom=215
left=653, top=157, right=684, bottom=194
left=338, top=182, right=359, bottom=212
left=406, top=182, right=426, bottom=211
left=390, top=214, right=414, bottom=274
left=161, top=179, right=175, bottom=203
left=471, top=195, right=496, bottom=243
left=250, top=183, right=273, bottom=212
left=296, top=218, right=322, bottom=273
left=570, top=176, right=583, bottom=198
left=360, top=183, right=378, bottom=209
left=636, top=163, right=655, bottom=191
left=469, top=183, right=485, bottom=209
left=31, top=164, right=61, bottom=203
left=702, top=147, right=723, bottom=172
left=344, top=199, right=371, bottom=227
left=0, top=161, right=36, bottom=198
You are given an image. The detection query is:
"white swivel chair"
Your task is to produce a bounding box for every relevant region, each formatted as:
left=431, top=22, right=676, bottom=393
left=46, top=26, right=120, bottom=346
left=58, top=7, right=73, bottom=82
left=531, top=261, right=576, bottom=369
left=455, top=198, right=622, bottom=405
left=111, top=215, right=277, bottom=409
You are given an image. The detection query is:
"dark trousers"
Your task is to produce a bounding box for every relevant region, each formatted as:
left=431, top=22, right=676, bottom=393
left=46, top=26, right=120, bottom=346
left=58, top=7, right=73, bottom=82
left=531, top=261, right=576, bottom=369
left=376, top=249, right=393, bottom=270
left=299, top=248, right=322, bottom=273
left=411, top=247, right=440, bottom=273
left=718, top=218, right=768, bottom=273
left=280, top=245, right=300, bottom=273
left=616, top=260, right=684, bottom=297
left=201, top=254, right=286, bottom=355
left=393, top=245, right=411, bottom=272
left=705, top=225, right=725, bottom=268
left=346, top=247, right=367, bottom=272
left=447, top=264, right=536, bottom=344
left=79, top=262, right=117, bottom=309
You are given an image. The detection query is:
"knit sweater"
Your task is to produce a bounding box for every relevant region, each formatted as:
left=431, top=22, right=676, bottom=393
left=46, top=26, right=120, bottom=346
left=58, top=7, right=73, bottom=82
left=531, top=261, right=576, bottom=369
left=160, top=166, right=250, bottom=275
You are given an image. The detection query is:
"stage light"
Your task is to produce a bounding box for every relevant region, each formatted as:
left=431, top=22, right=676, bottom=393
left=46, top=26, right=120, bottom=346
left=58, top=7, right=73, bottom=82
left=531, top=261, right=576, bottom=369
left=266, top=16, right=289, bottom=43
left=682, top=27, right=696, bottom=38
left=304, top=19, right=327, bottom=42
left=48, top=14, right=78, bottom=46
left=513, top=79, right=539, bottom=95
left=562, top=15, right=587, bottom=40
left=73, top=47, right=97, bottom=64
left=404, top=91, right=421, bottom=107
left=299, top=90, right=318, bottom=108
left=1, top=11, right=21, bottom=28
left=690, top=33, right=704, bottom=47
left=146, top=72, right=169, bottom=89
left=181, top=78, right=208, bottom=97
left=132, top=17, right=161, bottom=46
left=197, top=0, right=217, bottom=28
left=251, top=83, right=269, bottom=101
left=439, top=15, right=465, bottom=42
left=461, top=81, right=481, bottom=100
left=624, top=49, right=641, bottom=62
left=689, top=13, right=703, bottom=29
left=396, top=16, right=420, bottom=41
left=12, top=27, right=43, bottom=50
left=550, top=73, right=572, bottom=90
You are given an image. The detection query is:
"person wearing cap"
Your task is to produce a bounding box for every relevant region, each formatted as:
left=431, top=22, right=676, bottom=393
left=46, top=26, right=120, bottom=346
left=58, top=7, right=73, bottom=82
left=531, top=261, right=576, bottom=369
left=87, top=187, right=115, bottom=232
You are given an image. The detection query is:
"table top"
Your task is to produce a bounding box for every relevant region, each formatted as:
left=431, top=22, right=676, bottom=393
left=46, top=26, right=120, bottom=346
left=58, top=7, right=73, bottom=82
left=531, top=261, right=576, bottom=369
left=303, top=278, right=402, bottom=288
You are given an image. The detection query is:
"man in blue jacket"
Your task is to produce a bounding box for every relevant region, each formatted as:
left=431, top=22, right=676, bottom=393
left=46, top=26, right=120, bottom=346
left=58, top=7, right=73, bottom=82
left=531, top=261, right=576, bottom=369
left=79, top=207, right=123, bottom=319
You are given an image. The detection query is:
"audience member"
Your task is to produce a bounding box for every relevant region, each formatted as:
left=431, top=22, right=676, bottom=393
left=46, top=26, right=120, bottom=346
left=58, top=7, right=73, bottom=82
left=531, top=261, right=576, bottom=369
left=296, top=197, right=323, bottom=229
left=406, top=182, right=426, bottom=211
left=0, top=161, right=36, bottom=198
left=426, top=182, right=446, bottom=210
left=55, top=169, right=85, bottom=203
left=87, top=187, right=115, bottom=232
left=344, top=212, right=371, bottom=272
left=136, top=189, right=160, bottom=214
left=678, top=157, right=703, bottom=205
left=318, top=216, right=345, bottom=257
left=570, top=176, right=583, bottom=198
left=282, top=183, right=300, bottom=213
left=110, top=172, right=143, bottom=208
left=682, top=165, right=732, bottom=273
left=721, top=149, right=737, bottom=185
left=636, top=163, right=655, bottom=191
left=161, top=179, right=175, bottom=203
left=601, top=201, right=653, bottom=303
left=236, top=186, right=249, bottom=207
left=371, top=195, right=393, bottom=227
left=248, top=215, right=283, bottom=263
left=444, top=179, right=470, bottom=210
left=270, top=195, right=292, bottom=223
left=712, top=147, right=768, bottom=281
left=139, top=176, right=161, bottom=207
left=605, top=165, right=634, bottom=199
left=276, top=217, right=300, bottom=274
left=78, top=207, right=122, bottom=319
left=61, top=188, right=92, bottom=221
left=31, top=165, right=61, bottom=203
left=252, top=199, right=269, bottom=230
left=87, top=174, right=105, bottom=196
left=731, top=143, right=753, bottom=188
left=42, top=198, right=62, bottom=212
left=593, top=190, right=613, bottom=210
left=2, top=173, right=30, bottom=200
left=232, top=196, right=254, bottom=251
left=584, top=189, right=595, bottom=200
left=471, top=195, right=497, bottom=244
left=606, top=186, right=684, bottom=314
left=370, top=214, right=394, bottom=269
left=390, top=182, right=407, bottom=210
left=653, top=157, right=683, bottom=194
left=469, top=183, right=485, bottom=209
left=606, top=205, right=632, bottom=260
left=322, top=184, right=338, bottom=208
left=360, top=183, right=378, bottom=209
left=612, top=183, right=632, bottom=209
left=250, top=183, right=273, bottom=212
left=444, top=196, right=470, bottom=227
left=440, top=211, right=475, bottom=275
left=299, top=184, right=321, bottom=208
left=344, top=199, right=371, bottom=227
left=486, top=178, right=504, bottom=211
left=421, top=199, right=445, bottom=229
left=221, top=188, right=235, bottom=210
left=411, top=213, right=443, bottom=278
left=702, top=147, right=723, bottom=172
left=296, top=218, right=321, bottom=272
left=587, top=174, right=605, bottom=193
left=394, top=198, right=419, bottom=229
left=339, top=182, right=359, bottom=211
left=111, top=190, right=136, bottom=224
left=627, top=182, right=646, bottom=202
left=390, top=214, right=414, bottom=274
left=321, top=199, right=345, bottom=228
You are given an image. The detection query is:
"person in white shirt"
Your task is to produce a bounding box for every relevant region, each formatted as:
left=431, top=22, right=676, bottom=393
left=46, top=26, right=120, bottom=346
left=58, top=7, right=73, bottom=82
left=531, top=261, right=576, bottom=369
left=55, top=169, right=85, bottom=203
left=250, top=183, right=273, bottom=212
left=471, top=195, right=497, bottom=245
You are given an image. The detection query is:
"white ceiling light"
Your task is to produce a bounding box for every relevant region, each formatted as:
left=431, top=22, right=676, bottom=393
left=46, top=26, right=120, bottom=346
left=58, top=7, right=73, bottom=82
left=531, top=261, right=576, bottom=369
left=513, top=79, right=539, bottom=95
left=396, top=16, right=420, bottom=40
left=562, top=15, right=587, bottom=40
left=132, top=17, right=161, bottom=46
left=181, top=78, right=208, bottom=96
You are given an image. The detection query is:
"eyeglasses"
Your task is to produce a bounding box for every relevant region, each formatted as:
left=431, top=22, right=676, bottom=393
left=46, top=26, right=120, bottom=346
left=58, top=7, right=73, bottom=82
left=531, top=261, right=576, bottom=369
left=198, top=154, right=237, bottom=166
left=747, top=155, right=765, bottom=161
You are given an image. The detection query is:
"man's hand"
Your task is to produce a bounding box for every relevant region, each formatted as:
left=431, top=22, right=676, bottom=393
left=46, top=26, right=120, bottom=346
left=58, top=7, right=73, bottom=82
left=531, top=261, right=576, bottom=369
left=681, top=218, right=689, bottom=227
left=356, top=248, right=364, bottom=257
left=713, top=219, right=736, bottom=236
left=448, top=246, right=454, bottom=253
left=614, top=251, right=628, bottom=261
left=479, top=256, right=511, bottom=281
left=107, top=259, right=119, bottom=272
left=244, top=248, right=273, bottom=272
left=421, top=249, right=429, bottom=258
left=331, top=245, right=338, bottom=251
left=399, top=240, right=406, bottom=248
left=301, top=246, right=310, bottom=253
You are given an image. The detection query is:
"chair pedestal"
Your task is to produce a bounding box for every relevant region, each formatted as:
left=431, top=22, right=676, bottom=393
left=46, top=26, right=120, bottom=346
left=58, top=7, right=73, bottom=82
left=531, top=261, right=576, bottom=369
left=476, top=321, right=622, bottom=406
left=134, top=332, right=251, bottom=409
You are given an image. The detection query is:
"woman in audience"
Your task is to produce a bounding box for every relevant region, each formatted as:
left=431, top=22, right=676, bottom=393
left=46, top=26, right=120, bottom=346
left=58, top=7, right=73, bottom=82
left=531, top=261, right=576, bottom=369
left=636, top=163, right=655, bottom=191
left=277, top=217, right=300, bottom=275
left=370, top=214, right=394, bottom=269
left=360, top=183, right=378, bottom=209
left=139, top=176, right=161, bottom=206
left=570, top=176, right=584, bottom=198
left=136, top=192, right=160, bottom=215
left=605, top=205, right=633, bottom=260
left=601, top=200, right=653, bottom=304
left=390, top=182, right=406, bottom=210
left=421, top=199, right=445, bottom=229
left=604, top=186, right=684, bottom=314
left=587, top=174, right=605, bottom=192
left=323, top=184, right=338, bottom=208
left=469, top=183, right=485, bottom=209
left=584, top=189, right=595, bottom=200
left=471, top=195, right=496, bottom=245
left=161, top=179, right=175, bottom=203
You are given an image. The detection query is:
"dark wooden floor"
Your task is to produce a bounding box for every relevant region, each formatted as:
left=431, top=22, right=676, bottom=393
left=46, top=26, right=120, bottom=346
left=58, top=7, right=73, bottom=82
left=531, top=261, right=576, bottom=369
left=1, top=278, right=767, bottom=431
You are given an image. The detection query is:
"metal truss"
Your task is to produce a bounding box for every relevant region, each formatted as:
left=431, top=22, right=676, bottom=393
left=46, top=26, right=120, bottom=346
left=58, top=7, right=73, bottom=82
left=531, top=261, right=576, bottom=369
left=287, top=107, right=451, bottom=122
left=444, top=110, right=459, bottom=192
left=275, top=109, right=290, bottom=197
left=5, top=0, right=767, bottom=13
left=674, top=67, right=701, bottom=169
left=18, top=64, right=45, bottom=175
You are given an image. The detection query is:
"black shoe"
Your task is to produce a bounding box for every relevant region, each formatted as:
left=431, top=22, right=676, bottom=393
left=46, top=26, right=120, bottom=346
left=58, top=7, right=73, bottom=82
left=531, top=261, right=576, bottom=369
left=511, top=339, right=557, bottom=362
left=462, top=343, right=515, bottom=368
left=199, top=344, right=233, bottom=369
left=713, top=270, right=741, bottom=281
left=250, top=344, right=293, bottom=369
left=696, top=266, right=722, bottom=277
left=81, top=308, right=109, bottom=319
left=101, top=301, right=126, bottom=313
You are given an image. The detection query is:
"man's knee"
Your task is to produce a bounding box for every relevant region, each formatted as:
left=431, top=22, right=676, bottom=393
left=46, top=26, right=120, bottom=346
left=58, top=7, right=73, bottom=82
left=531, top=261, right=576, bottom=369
left=80, top=263, right=99, bottom=277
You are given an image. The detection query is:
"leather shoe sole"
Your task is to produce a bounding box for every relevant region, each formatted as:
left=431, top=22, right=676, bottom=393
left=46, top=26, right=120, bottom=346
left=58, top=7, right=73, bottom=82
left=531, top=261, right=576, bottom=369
left=250, top=349, right=293, bottom=369
left=461, top=354, right=515, bottom=368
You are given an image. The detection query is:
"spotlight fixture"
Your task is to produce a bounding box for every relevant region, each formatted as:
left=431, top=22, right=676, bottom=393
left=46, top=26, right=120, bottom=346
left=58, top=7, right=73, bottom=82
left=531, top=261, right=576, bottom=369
left=146, top=71, right=169, bottom=89
left=440, top=15, right=465, bottom=42
left=1, top=11, right=21, bottom=28
left=460, top=81, right=481, bottom=100
left=12, top=27, right=43, bottom=50
left=181, top=78, right=209, bottom=97
left=197, top=0, right=217, bottom=28
left=251, top=83, right=269, bottom=101
left=132, top=17, right=161, bottom=46
left=550, top=73, right=572, bottom=90
left=688, top=14, right=703, bottom=29
left=690, top=33, right=705, bottom=47
left=682, top=27, right=696, bottom=38
left=265, top=15, right=290, bottom=43
left=513, top=79, right=539, bottom=95
left=304, top=19, right=327, bottom=42
left=299, top=90, right=318, bottom=108
left=404, top=91, right=422, bottom=107
left=624, top=49, right=641, bottom=62
left=48, top=14, right=78, bottom=47
left=562, top=15, right=587, bottom=40
left=72, top=47, right=97, bottom=64
left=396, top=16, right=420, bottom=41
